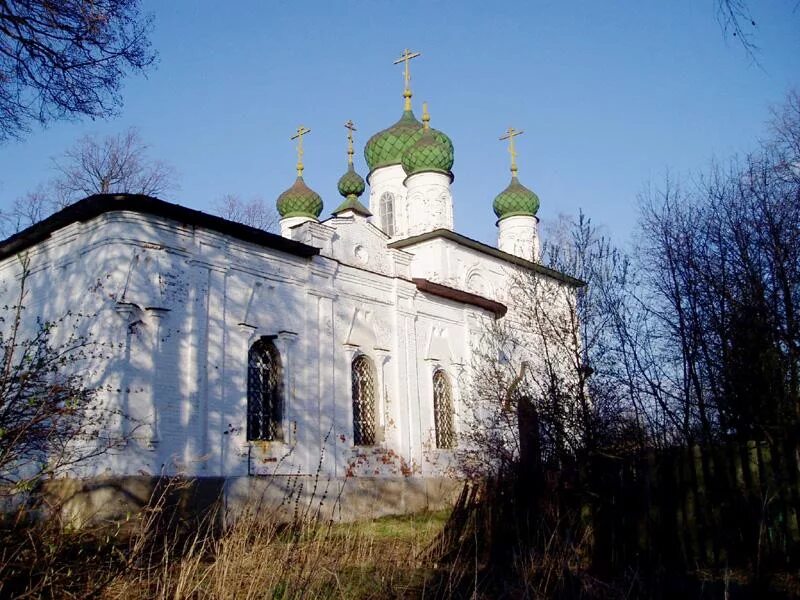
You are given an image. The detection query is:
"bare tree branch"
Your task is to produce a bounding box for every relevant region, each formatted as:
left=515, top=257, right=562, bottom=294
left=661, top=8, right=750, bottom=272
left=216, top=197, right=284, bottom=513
left=715, top=0, right=759, bottom=60
left=1, top=128, right=177, bottom=237
left=212, top=193, right=279, bottom=232
left=52, top=128, right=176, bottom=200
left=0, top=257, right=133, bottom=496
left=0, top=0, right=155, bottom=142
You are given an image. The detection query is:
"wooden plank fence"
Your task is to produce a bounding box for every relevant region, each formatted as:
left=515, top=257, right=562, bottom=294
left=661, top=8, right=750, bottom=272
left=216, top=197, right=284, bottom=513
left=585, top=438, right=800, bottom=572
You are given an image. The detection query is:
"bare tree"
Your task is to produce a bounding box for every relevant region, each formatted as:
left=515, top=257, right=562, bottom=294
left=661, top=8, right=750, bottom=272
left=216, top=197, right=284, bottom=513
left=0, top=185, right=52, bottom=236
left=212, top=193, right=278, bottom=232
left=0, top=0, right=155, bottom=142
left=633, top=93, right=800, bottom=444
left=458, top=213, right=638, bottom=480
left=768, top=89, right=800, bottom=183
left=52, top=128, right=176, bottom=203
left=0, top=128, right=177, bottom=237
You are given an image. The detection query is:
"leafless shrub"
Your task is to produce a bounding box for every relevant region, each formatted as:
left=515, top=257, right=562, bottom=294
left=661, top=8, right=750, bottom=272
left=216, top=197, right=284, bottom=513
left=0, top=256, right=129, bottom=502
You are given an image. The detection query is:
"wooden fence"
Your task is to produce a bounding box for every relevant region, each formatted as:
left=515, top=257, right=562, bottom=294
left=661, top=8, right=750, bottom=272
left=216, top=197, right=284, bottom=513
left=585, top=438, right=800, bottom=572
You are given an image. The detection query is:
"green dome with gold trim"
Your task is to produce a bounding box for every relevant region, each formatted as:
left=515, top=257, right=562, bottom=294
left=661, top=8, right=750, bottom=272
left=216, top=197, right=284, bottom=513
left=401, top=127, right=454, bottom=177
left=364, top=110, right=424, bottom=171
left=493, top=177, right=540, bottom=219
left=276, top=176, right=323, bottom=219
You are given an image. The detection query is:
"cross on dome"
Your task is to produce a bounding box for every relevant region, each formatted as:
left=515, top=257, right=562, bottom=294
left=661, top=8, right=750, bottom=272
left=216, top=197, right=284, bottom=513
left=499, top=127, right=524, bottom=177
left=393, top=48, right=421, bottom=111
left=290, top=125, right=311, bottom=177
left=344, top=119, right=356, bottom=165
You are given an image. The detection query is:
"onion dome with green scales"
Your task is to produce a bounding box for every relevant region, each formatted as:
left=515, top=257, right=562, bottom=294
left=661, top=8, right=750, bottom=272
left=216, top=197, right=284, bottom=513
left=364, top=48, right=429, bottom=173
left=401, top=103, right=454, bottom=179
left=277, top=125, right=323, bottom=219
left=492, top=177, right=540, bottom=219
left=364, top=109, right=424, bottom=172
left=493, top=127, right=540, bottom=220
left=277, top=177, right=323, bottom=219
left=337, top=164, right=366, bottom=198
left=333, top=120, right=372, bottom=217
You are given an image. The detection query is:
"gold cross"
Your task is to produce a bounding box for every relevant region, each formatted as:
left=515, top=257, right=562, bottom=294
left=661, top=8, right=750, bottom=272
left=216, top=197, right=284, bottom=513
left=499, top=127, right=524, bottom=176
left=393, top=48, right=421, bottom=110
left=344, top=120, right=356, bottom=165
left=290, top=125, right=311, bottom=177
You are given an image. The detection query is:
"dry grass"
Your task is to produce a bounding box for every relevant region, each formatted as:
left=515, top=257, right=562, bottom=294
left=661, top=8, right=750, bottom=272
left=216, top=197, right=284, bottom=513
left=3, top=477, right=798, bottom=599
left=0, top=484, right=452, bottom=600
left=102, top=509, right=450, bottom=600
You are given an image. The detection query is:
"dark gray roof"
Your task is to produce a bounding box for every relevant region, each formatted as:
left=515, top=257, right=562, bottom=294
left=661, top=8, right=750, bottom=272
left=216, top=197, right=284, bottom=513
left=0, top=194, right=319, bottom=261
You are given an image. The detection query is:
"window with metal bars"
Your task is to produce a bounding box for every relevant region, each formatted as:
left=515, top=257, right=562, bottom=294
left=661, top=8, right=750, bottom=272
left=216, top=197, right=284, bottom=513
left=380, top=192, right=395, bottom=237
left=433, top=369, right=455, bottom=448
left=351, top=354, right=377, bottom=445
left=247, top=338, right=283, bottom=441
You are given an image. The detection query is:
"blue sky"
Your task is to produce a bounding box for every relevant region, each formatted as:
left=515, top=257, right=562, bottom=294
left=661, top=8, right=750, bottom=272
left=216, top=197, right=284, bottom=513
left=0, top=1, right=798, bottom=247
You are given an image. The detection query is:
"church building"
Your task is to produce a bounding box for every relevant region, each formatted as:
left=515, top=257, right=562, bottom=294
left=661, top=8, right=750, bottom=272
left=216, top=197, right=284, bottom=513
left=0, top=51, right=582, bottom=520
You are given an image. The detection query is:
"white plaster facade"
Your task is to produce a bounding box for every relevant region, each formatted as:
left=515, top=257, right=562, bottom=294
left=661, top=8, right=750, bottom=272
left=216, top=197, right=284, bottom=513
left=0, top=137, right=579, bottom=519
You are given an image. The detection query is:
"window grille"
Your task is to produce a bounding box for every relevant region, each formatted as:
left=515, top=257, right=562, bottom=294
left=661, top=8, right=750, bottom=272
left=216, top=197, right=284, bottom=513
left=247, top=338, right=283, bottom=441
left=352, top=354, right=377, bottom=445
left=433, top=369, right=455, bottom=448
left=380, top=192, right=395, bottom=237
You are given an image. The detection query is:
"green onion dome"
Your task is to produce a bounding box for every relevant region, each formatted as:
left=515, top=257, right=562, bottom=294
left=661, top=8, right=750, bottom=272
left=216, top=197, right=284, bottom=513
left=332, top=164, right=371, bottom=216
left=276, top=176, right=323, bottom=219
left=364, top=109, right=424, bottom=172
left=401, top=128, right=454, bottom=178
left=492, top=177, right=540, bottom=220
left=337, top=164, right=366, bottom=198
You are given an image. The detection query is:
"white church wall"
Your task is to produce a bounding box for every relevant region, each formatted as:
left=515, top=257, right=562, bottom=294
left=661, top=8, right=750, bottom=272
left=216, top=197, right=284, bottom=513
left=0, top=202, right=578, bottom=520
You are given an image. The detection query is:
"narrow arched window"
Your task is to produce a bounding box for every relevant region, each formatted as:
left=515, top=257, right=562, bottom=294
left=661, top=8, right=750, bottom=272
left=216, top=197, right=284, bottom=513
left=352, top=354, right=377, bottom=445
left=380, top=192, right=395, bottom=237
left=433, top=369, right=455, bottom=448
left=247, top=338, right=283, bottom=441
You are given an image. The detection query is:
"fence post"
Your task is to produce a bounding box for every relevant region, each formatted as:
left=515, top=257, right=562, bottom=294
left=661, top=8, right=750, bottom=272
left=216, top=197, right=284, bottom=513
left=684, top=446, right=699, bottom=563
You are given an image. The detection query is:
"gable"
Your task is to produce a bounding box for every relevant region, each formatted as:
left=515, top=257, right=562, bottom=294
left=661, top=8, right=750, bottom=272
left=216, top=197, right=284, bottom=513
left=323, top=213, right=408, bottom=276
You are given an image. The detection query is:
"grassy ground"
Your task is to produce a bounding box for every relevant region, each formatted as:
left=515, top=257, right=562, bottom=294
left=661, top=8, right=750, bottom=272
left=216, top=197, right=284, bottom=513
left=0, top=507, right=455, bottom=599
left=99, top=509, right=452, bottom=600
left=4, top=498, right=799, bottom=598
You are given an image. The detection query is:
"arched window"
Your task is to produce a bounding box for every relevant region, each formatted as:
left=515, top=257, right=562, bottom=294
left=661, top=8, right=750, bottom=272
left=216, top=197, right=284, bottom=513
left=433, top=369, right=455, bottom=448
left=352, top=354, right=377, bottom=445
left=247, top=338, right=283, bottom=441
left=380, top=192, right=395, bottom=237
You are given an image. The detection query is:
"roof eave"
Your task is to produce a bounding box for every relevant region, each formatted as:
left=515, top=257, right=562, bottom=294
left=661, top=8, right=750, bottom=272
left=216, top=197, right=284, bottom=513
left=412, top=278, right=507, bottom=319
left=0, top=194, right=320, bottom=262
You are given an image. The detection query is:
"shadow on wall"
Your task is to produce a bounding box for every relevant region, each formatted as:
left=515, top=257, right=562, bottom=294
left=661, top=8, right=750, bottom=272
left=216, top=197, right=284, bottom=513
left=30, top=475, right=464, bottom=527
left=36, top=476, right=226, bottom=530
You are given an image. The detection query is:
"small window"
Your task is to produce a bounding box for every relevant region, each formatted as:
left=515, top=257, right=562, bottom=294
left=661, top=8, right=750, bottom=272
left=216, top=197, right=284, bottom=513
left=352, top=354, right=377, bottom=445
left=247, top=338, right=283, bottom=441
left=433, top=369, right=455, bottom=448
left=380, top=192, right=395, bottom=237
